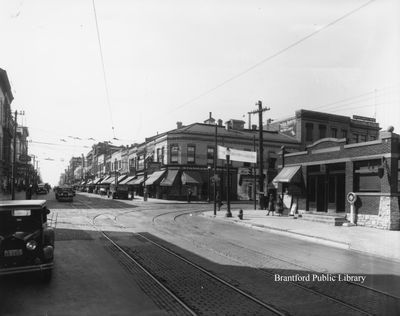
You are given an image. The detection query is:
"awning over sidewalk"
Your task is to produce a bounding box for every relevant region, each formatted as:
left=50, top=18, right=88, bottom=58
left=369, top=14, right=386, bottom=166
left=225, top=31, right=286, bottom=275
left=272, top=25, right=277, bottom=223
left=129, top=176, right=146, bottom=186
left=86, top=179, right=93, bottom=185
left=117, top=175, right=128, bottom=183
left=145, top=170, right=166, bottom=186
left=273, top=165, right=302, bottom=183
left=92, top=178, right=102, bottom=185
left=119, top=176, right=136, bottom=185
left=181, top=171, right=203, bottom=185
left=160, top=170, right=179, bottom=186
left=100, top=176, right=113, bottom=184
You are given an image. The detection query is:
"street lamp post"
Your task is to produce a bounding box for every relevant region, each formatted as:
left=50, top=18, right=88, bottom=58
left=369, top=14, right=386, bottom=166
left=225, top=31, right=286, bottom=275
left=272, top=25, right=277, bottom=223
left=207, top=165, right=211, bottom=202
left=225, top=152, right=232, bottom=217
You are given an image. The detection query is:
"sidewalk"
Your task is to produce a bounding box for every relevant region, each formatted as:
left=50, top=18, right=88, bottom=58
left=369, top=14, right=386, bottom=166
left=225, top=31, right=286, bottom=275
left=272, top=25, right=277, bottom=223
left=202, top=208, right=400, bottom=262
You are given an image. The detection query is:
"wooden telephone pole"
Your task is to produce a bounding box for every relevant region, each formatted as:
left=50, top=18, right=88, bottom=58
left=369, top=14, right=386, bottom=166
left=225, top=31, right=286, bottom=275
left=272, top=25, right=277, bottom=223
left=248, top=100, right=270, bottom=208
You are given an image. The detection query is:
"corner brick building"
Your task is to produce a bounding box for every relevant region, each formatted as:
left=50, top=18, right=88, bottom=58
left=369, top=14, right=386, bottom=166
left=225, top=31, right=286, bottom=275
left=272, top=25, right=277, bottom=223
left=275, top=129, right=400, bottom=230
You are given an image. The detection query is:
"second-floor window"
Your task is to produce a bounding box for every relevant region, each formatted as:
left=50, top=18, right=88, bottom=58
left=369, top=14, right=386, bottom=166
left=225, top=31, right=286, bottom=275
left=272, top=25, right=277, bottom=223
left=331, top=128, right=337, bottom=138
left=305, top=123, right=313, bottom=142
left=187, top=145, right=196, bottom=164
left=170, top=145, right=179, bottom=163
left=156, top=148, right=160, bottom=162
left=319, top=124, right=326, bottom=139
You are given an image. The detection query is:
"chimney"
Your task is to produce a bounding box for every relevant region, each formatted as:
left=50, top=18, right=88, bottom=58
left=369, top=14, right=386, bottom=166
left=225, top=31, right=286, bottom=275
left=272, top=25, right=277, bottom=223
left=176, top=121, right=183, bottom=129
left=217, top=119, right=223, bottom=126
left=252, top=124, right=257, bottom=130
left=209, top=112, right=212, bottom=119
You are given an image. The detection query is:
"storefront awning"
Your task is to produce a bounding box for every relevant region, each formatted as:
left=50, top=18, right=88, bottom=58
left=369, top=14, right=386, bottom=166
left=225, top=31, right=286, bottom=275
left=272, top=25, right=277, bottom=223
left=93, top=178, right=102, bottom=185
left=181, top=171, right=203, bottom=185
left=145, top=170, right=166, bottom=186
left=119, top=176, right=136, bottom=185
left=273, top=166, right=302, bottom=183
left=129, top=176, right=146, bottom=186
left=160, top=170, right=179, bottom=186
left=100, top=176, right=113, bottom=184
left=86, top=179, right=93, bottom=185
left=117, top=175, right=128, bottom=183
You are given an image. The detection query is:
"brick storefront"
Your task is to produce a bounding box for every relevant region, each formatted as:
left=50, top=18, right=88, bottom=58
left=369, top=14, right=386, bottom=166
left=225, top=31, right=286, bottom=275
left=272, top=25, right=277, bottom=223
left=277, top=130, right=400, bottom=230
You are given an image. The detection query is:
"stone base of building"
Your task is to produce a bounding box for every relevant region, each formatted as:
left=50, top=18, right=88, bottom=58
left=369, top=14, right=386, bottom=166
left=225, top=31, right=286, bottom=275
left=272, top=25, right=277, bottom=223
left=349, top=196, right=400, bottom=230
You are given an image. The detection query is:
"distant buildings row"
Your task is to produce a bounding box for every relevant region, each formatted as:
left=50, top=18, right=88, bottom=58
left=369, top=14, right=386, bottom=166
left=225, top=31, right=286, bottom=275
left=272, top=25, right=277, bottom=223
left=61, top=107, right=400, bottom=230
left=0, top=68, right=38, bottom=193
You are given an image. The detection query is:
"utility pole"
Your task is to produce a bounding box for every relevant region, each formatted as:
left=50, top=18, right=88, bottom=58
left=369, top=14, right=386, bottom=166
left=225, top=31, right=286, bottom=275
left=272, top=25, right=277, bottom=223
left=11, top=110, right=18, bottom=200
left=213, top=124, right=217, bottom=215
left=248, top=100, right=270, bottom=209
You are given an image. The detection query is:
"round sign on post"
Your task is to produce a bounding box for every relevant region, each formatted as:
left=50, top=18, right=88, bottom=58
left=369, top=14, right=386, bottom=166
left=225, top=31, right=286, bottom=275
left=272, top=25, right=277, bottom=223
left=345, top=192, right=357, bottom=226
left=347, top=192, right=357, bottom=204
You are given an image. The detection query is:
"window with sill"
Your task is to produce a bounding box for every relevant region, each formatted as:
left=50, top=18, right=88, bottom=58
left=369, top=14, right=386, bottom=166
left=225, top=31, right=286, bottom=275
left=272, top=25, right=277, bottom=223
left=187, top=145, right=196, bottom=164
left=170, top=145, right=179, bottom=163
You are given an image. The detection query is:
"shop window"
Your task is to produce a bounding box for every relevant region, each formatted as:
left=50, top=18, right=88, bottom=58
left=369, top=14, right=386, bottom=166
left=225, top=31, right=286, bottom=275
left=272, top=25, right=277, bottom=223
left=207, top=147, right=214, bottom=165
left=319, top=125, right=327, bottom=139
left=187, top=145, right=196, bottom=164
left=354, top=160, right=381, bottom=192
left=352, top=133, right=359, bottom=143
left=170, top=145, right=179, bottom=163
left=360, top=134, right=367, bottom=142
left=341, top=129, right=347, bottom=139
left=331, top=128, right=337, bottom=138
left=305, top=123, right=313, bottom=142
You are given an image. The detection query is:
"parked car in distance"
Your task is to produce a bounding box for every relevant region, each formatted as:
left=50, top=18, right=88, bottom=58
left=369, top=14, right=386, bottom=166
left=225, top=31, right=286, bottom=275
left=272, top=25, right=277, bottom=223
left=36, top=183, right=48, bottom=195
left=0, top=200, right=55, bottom=281
left=55, top=186, right=74, bottom=202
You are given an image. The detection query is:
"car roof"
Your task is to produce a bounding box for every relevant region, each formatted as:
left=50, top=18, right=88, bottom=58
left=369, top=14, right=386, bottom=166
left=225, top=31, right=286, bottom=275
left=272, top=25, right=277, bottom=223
left=0, top=200, right=47, bottom=211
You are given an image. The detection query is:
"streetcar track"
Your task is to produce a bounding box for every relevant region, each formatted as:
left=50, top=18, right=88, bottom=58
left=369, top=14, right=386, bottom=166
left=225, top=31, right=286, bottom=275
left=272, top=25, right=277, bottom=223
left=151, top=208, right=398, bottom=315
left=171, top=209, right=400, bottom=299
left=71, top=195, right=398, bottom=315
left=75, top=196, right=285, bottom=315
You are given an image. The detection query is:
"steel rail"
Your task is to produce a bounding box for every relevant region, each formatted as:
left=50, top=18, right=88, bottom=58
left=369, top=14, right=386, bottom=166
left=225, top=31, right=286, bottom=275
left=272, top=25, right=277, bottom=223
left=73, top=196, right=197, bottom=316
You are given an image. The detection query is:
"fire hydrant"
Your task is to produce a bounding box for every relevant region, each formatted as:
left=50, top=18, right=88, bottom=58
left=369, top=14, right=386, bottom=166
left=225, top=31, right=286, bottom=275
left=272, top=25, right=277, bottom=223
left=238, top=209, right=243, bottom=220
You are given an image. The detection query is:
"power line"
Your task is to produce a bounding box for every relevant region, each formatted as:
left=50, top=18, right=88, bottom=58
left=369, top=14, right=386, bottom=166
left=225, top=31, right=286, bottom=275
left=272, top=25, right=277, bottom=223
left=168, top=0, right=376, bottom=113
left=92, top=0, right=116, bottom=138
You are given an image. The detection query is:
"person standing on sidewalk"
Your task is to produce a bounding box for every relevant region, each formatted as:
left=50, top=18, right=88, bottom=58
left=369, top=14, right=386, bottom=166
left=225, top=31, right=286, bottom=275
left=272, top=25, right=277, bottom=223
left=25, top=185, right=33, bottom=200
left=187, top=187, right=193, bottom=203
left=267, top=193, right=275, bottom=216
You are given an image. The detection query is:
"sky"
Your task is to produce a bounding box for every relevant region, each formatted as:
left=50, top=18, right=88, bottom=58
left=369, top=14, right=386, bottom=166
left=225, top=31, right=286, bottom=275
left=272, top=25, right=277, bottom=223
left=0, top=0, right=399, bottom=186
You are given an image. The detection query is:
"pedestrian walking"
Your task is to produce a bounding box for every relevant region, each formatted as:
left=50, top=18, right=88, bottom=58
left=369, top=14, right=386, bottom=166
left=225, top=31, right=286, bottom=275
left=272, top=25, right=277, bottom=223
left=267, top=194, right=275, bottom=216
left=216, top=192, right=223, bottom=211
left=187, top=188, right=193, bottom=203
left=25, top=185, right=33, bottom=200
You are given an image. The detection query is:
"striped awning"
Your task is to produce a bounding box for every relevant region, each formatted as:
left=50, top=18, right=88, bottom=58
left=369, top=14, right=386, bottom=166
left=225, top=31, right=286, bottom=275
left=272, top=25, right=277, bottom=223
left=160, top=170, right=179, bottom=186
left=181, top=171, right=203, bottom=185
left=119, top=176, right=136, bottom=185
left=145, top=170, right=166, bottom=186
left=100, top=176, right=113, bottom=184
left=129, top=176, right=146, bottom=186
left=273, top=166, right=302, bottom=183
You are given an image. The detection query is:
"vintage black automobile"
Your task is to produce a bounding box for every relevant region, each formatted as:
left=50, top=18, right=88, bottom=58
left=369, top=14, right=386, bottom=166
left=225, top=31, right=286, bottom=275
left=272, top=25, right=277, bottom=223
left=0, top=200, right=54, bottom=281
left=55, top=186, right=74, bottom=202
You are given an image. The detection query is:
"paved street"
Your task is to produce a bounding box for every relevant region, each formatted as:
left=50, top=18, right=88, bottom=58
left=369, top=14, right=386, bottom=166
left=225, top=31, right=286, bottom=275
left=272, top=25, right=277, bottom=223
left=1, top=192, right=399, bottom=315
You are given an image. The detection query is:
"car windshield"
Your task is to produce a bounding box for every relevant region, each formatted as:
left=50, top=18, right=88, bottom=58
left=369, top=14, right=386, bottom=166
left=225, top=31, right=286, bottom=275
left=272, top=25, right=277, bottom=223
left=0, top=210, right=43, bottom=235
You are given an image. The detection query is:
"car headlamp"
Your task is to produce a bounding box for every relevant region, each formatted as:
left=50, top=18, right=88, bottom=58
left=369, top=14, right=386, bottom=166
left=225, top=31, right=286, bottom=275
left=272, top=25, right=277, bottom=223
left=26, top=240, right=37, bottom=251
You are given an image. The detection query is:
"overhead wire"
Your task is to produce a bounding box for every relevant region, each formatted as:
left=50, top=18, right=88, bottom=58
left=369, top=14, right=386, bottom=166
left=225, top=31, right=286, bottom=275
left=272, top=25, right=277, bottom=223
left=167, top=0, right=376, bottom=114
left=92, top=0, right=116, bottom=139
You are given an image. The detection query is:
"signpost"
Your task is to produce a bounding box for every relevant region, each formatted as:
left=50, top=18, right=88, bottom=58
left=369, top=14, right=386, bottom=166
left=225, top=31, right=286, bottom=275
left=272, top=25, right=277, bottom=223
left=343, top=192, right=357, bottom=226
left=218, top=145, right=257, bottom=217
